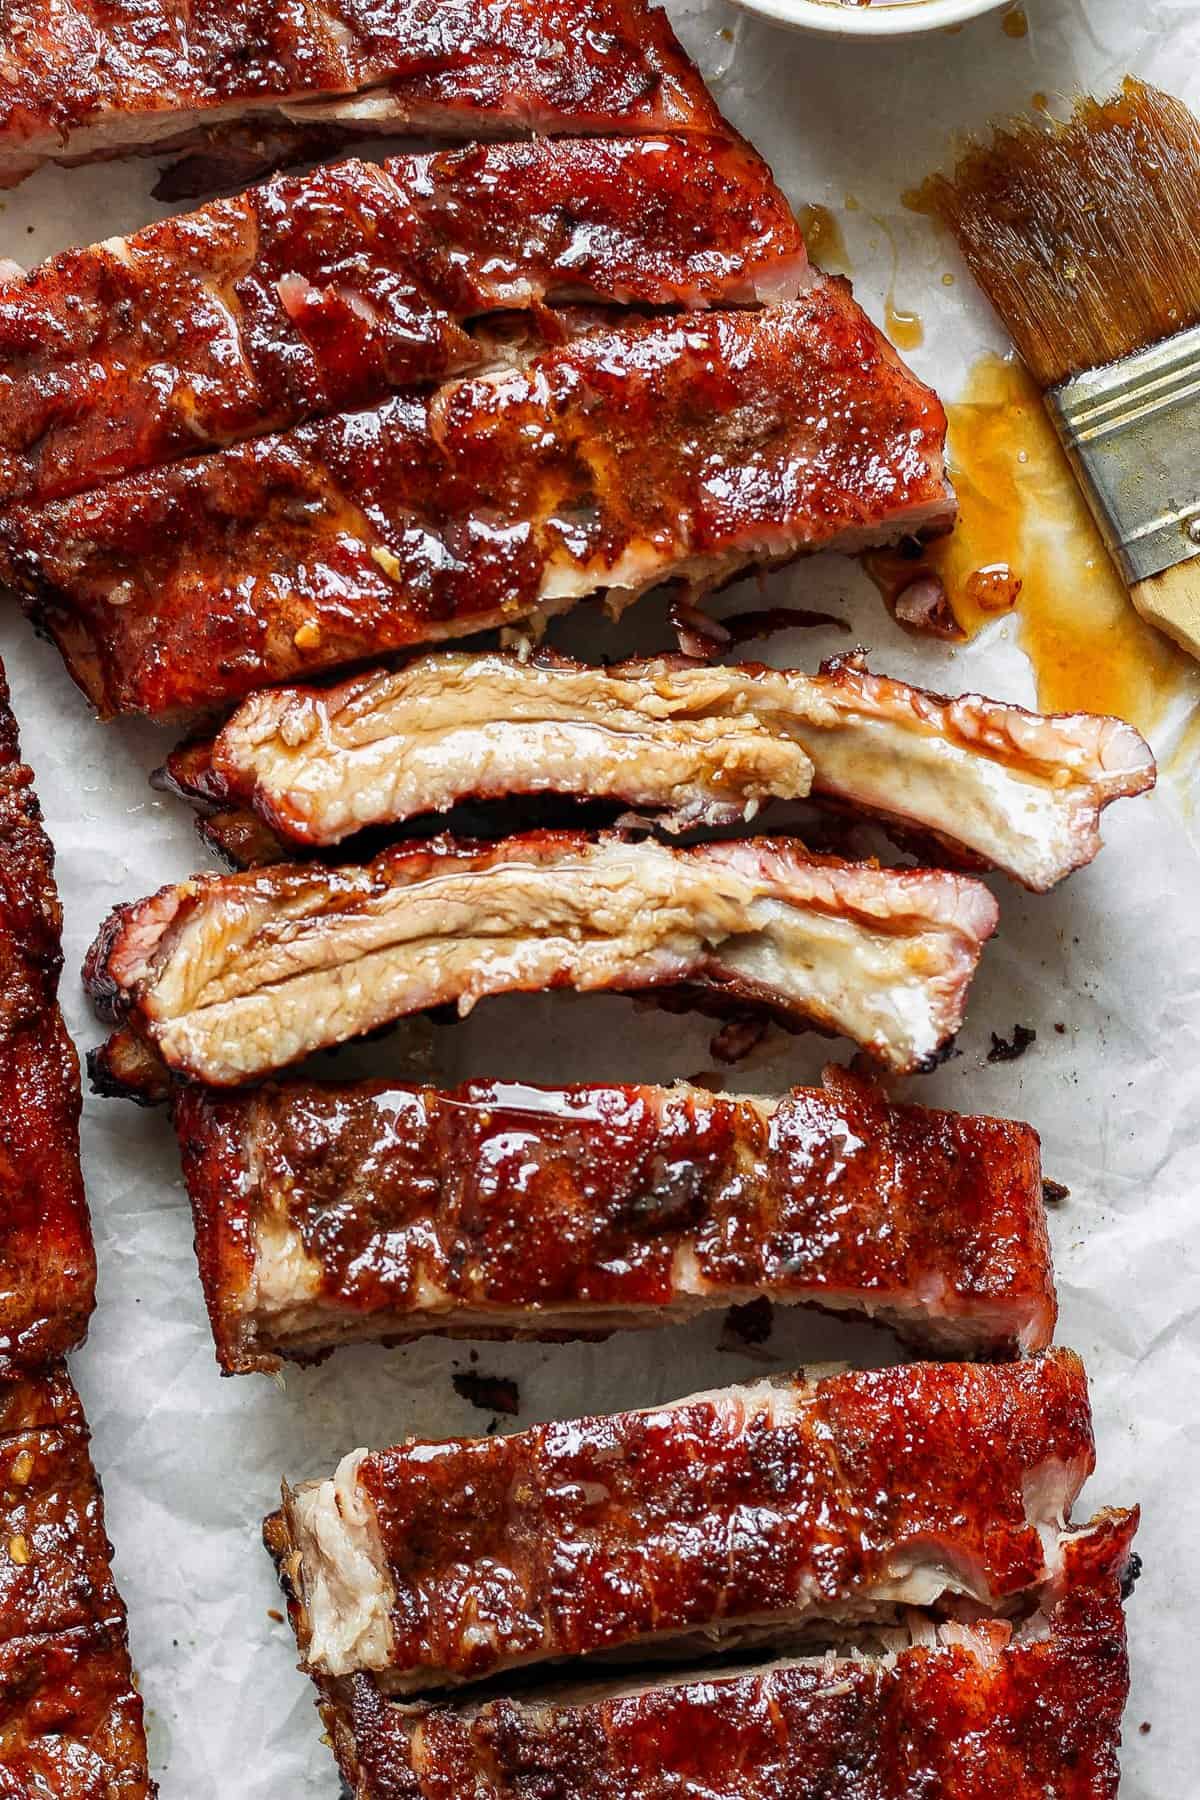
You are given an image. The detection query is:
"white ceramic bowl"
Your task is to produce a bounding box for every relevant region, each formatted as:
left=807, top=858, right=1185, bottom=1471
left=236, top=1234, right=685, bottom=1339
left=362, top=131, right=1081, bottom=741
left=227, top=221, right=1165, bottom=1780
left=729, top=0, right=1009, bottom=37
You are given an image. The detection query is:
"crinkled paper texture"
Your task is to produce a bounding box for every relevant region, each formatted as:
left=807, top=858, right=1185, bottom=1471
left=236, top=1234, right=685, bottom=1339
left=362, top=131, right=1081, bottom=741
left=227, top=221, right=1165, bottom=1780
left=0, top=0, right=1195, bottom=1789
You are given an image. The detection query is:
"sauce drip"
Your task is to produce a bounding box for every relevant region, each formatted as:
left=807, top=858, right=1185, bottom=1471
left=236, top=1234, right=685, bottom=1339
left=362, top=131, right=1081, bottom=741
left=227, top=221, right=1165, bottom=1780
left=1002, top=5, right=1029, bottom=38
left=964, top=563, right=1021, bottom=613
left=798, top=203, right=850, bottom=273
left=867, top=355, right=1192, bottom=729
left=885, top=294, right=924, bottom=350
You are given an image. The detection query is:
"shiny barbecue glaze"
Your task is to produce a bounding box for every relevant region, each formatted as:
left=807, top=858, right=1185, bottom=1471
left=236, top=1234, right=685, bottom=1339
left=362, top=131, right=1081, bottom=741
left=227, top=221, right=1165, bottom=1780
left=268, top=1352, right=1094, bottom=1689
left=2, top=291, right=952, bottom=719
left=0, top=135, right=804, bottom=509
left=174, top=1065, right=1055, bottom=1373
left=0, top=1364, right=154, bottom=1796
left=0, top=1628, right=154, bottom=1799
left=0, top=663, right=96, bottom=1371
left=322, top=1509, right=1136, bottom=1800
left=84, top=832, right=998, bottom=1086
left=0, top=0, right=722, bottom=188
left=0, top=1366, right=121, bottom=1647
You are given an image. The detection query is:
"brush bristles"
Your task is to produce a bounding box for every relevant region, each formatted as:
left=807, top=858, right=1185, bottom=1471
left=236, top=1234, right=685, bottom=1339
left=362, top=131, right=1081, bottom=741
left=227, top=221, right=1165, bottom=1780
left=923, top=78, right=1200, bottom=389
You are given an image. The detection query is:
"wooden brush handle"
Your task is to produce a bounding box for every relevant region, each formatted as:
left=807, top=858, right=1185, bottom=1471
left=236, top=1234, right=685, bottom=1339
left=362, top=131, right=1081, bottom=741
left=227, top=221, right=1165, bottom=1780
left=1132, top=561, right=1200, bottom=662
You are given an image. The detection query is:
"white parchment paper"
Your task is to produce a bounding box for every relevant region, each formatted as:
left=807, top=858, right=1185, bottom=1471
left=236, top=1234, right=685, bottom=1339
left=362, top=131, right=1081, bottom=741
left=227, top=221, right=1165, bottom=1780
left=1, top=0, right=1196, bottom=1790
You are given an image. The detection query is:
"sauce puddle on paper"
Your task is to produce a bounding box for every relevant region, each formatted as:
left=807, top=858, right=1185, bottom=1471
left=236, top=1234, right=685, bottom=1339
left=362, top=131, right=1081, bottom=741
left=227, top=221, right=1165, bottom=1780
left=866, top=354, right=1192, bottom=731
left=797, top=204, right=851, bottom=273
left=884, top=294, right=924, bottom=350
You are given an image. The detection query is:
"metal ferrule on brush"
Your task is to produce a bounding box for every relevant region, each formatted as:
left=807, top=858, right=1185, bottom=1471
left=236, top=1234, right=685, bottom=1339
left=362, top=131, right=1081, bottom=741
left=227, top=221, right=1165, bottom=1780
left=1046, top=325, right=1200, bottom=585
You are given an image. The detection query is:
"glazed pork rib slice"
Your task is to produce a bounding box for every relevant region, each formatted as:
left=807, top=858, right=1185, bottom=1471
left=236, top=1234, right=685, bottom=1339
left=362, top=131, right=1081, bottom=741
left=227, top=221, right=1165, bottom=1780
left=0, top=1363, right=154, bottom=1796
left=0, top=1628, right=154, bottom=1799
left=169, top=648, right=1156, bottom=892
left=0, top=1364, right=126, bottom=1650
left=0, top=661, right=96, bottom=1371
left=174, top=1064, right=1055, bottom=1373
left=0, top=135, right=805, bottom=509
left=85, top=832, right=998, bottom=1088
left=0, top=0, right=722, bottom=191
left=320, top=1508, right=1137, bottom=1800
left=1, top=290, right=953, bottom=720
left=266, top=1351, right=1095, bottom=1693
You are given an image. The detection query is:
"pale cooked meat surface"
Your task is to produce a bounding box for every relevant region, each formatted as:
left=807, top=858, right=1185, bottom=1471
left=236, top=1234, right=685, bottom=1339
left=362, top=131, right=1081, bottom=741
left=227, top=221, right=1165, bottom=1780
left=173, top=1062, right=1055, bottom=1373
left=1, top=290, right=954, bottom=719
left=266, top=1353, right=1095, bottom=1691
left=0, top=136, right=805, bottom=507
left=171, top=647, right=1155, bottom=890
left=319, top=1509, right=1136, bottom=1800
left=85, top=832, right=998, bottom=1086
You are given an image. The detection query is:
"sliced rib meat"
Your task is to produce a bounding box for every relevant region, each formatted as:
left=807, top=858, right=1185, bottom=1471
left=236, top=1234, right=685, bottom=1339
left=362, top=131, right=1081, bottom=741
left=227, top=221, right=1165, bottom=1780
left=173, top=1063, right=1055, bottom=1373
left=84, top=832, right=998, bottom=1087
left=0, top=661, right=96, bottom=1371
left=0, top=136, right=805, bottom=508
left=319, top=1508, right=1136, bottom=1800
left=0, top=1363, right=154, bottom=1796
left=266, top=1351, right=1095, bottom=1692
left=1, top=290, right=954, bottom=720
left=168, top=647, right=1155, bottom=891
left=0, top=0, right=722, bottom=190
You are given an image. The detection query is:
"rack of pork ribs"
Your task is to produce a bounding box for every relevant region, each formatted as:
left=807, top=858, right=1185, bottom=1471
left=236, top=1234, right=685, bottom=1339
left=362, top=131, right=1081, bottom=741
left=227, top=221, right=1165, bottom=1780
left=0, top=2, right=1152, bottom=1789
left=0, top=86, right=1154, bottom=1094
left=0, top=663, right=153, bottom=1795
left=0, top=98, right=955, bottom=708
left=262, top=1355, right=1137, bottom=1798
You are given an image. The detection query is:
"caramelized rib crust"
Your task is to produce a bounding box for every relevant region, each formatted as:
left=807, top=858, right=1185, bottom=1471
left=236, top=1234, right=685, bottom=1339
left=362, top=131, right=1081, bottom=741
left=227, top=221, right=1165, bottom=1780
left=85, top=832, right=998, bottom=1085
left=269, top=1353, right=1094, bottom=1691
left=323, top=1510, right=1136, bottom=1800
left=0, top=665, right=96, bottom=1371
left=0, top=0, right=722, bottom=187
left=168, top=647, right=1155, bottom=891
left=0, top=1367, right=122, bottom=1645
left=0, top=136, right=804, bottom=508
left=2, top=292, right=952, bottom=719
left=175, top=1065, right=1054, bottom=1373
left=0, top=1365, right=154, bottom=1797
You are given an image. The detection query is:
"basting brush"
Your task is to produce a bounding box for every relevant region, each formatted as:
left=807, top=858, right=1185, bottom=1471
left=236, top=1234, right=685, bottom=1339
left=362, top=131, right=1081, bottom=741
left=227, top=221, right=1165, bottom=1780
left=924, top=77, right=1200, bottom=662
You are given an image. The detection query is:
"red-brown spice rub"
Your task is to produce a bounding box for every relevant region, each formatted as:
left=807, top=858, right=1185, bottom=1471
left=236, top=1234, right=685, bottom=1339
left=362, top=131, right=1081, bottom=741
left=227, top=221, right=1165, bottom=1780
left=0, top=135, right=804, bottom=509
left=1, top=290, right=952, bottom=720
left=269, top=1353, right=1094, bottom=1690
left=0, top=0, right=723, bottom=188
left=174, top=1065, right=1055, bottom=1373
left=323, top=1509, right=1136, bottom=1800
left=0, top=1364, right=155, bottom=1796
left=0, top=663, right=96, bottom=1371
